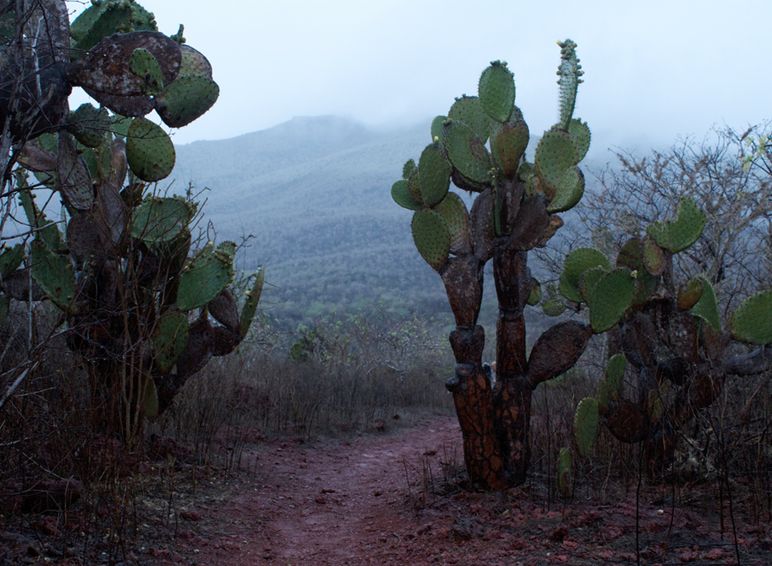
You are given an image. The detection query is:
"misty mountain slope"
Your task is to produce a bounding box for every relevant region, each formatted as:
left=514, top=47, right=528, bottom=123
left=173, top=116, right=447, bottom=326
left=171, top=116, right=605, bottom=329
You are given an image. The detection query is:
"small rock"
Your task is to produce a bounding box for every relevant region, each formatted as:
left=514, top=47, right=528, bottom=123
left=179, top=510, right=202, bottom=522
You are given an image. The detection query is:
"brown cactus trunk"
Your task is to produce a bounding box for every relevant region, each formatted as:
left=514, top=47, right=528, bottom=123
left=445, top=247, right=536, bottom=489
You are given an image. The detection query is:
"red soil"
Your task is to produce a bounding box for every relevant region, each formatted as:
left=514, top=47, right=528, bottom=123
left=168, top=416, right=770, bottom=565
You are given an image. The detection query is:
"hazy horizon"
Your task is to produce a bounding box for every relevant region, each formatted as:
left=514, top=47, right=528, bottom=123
left=65, top=0, right=770, bottom=150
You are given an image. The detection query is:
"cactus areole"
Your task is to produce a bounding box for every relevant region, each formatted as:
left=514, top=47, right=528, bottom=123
left=391, top=43, right=593, bottom=489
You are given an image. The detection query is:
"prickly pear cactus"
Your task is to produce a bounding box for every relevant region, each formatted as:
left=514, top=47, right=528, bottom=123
left=565, top=202, right=771, bottom=479
left=0, top=0, right=261, bottom=442
left=390, top=41, right=593, bottom=490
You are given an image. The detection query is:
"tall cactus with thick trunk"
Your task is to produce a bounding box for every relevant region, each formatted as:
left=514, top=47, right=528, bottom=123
left=391, top=41, right=594, bottom=489
left=0, top=0, right=264, bottom=443
left=563, top=201, right=771, bottom=479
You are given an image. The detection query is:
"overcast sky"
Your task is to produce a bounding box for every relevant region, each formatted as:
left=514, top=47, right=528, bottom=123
left=69, top=0, right=770, bottom=152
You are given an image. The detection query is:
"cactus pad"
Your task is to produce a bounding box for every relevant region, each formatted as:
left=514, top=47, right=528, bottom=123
left=131, top=197, right=196, bottom=244
left=391, top=180, right=421, bottom=211
left=478, top=61, right=515, bottom=123
left=642, top=237, right=666, bottom=275
left=677, top=278, right=704, bottom=311
left=729, top=289, right=771, bottom=345
left=418, top=143, right=452, bottom=206
left=598, top=353, right=625, bottom=411
left=402, top=159, right=417, bottom=180
left=559, top=247, right=610, bottom=303
left=152, top=309, right=189, bottom=373
left=430, top=116, right=446, bottom=142
left=126, top=118, right=175, bottom=181
left=70, top=0, right=157, bottom=53
left=574, top=397, right=599, bottom=457
left=647, top=197, right=706, bottom=252
left=547, top=166, right=585, bottom=212
left=689, top=277, right=720, bottom=332
left=176, top=243, right=235, bottom=311
left=491, top=120, right=529, bottom=178
left=448, top=96, right=491, bottom=143
left=178, top=45, right=213, bottom=79
left=155, top=77, right=220, bottom=128
left=30, top=239, right=76, bottom=313
left=542, top=297, right=566, bottom=317
left=442, top=120, right=492, bottom=185
left=57, top=133, right=95, bottom=211
left=587, top=268, right=635, bottom=333
left=130, top=48, right=165, bottom=95
left=433, top=192, right=470, bottom=255
left=68, top=104, right=111, bottom=148
left=567, top=118, right=591, bottom=163
left=239, top=267, right=265, bottom=338
left=535, top=129, right=575, bottom=193
left=411, top=210, right=451, bottom=271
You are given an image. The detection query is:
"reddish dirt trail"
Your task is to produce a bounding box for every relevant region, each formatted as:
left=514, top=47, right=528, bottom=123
left=182, top=416, right=462, bottom=565
left=171, top=416, right=770, bottom=565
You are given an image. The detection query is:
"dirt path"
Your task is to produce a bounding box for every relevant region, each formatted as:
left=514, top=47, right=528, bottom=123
left=169, top=416, right=770, bottom=565
left=181, top=415, right=462, bottom=565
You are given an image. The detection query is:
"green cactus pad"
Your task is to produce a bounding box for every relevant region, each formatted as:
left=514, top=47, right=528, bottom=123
left=30, top=239, right=76, bottom=313
left=616, top=237, right=659, bottom=306
left=527, top=278, right=542, bottom=306
left=578, top=266, right=607, bottom=304
left=130, top=47, right=165, bottom=95
left=574, top=397, right=599, bottom=457
left=598, top=353, right=626, bottom=411
left=402, top=159, right=417, bottom=180
left=142, top=376, right=159, bottom=418
left=535, top=129, right=575, bottom=193
left=642, top=237, right=666, bottom=275
left=131, top=197, right=196, bottom=244
left=176, top=243, right=234, bottom=311
left=491, top=120, right=529, bottom=178
left=411, top=210, right=451, bottom=271
left=152, top=309, right=189, bottom=373
left=557, top=447, right=573, bottom=498
left=430, top=116, right=446, bottom=142
left=418, top=143, right=452, bottom=206
left=567, top=118, right=591, bottom=163
left=547, top=166, right=585, bottom=212
left=67, top=104, right=111, bottom=148
left=448, top=96, right=491, bottom=143
left=442, top=120, right=492, bottom=185
left=542, top=297, right=566, bottom=317
left=587, top=268, right=635, bottom=333
left=0, top=244, right=24, bottom=279
left=71, top=1, right=157, bottom=53
left=239, top=267, right=265, bottom=338
left=647, top=197, right=706, bottom=252
left=559, top=247, right=610, bottom=303
left=433, top=192, right=470, bottom=254
left=155, top=77, right=220, bottom=128
left=178, top=45, right=213, bottom=79
left=126, top=118, right=176, bottom=181
left=391, top=180, right=421, bottom=211
left=688, top=277, right=720, bottom=332
left=730, top=289, right=771, bottom=345
left=478, top=61, right=515, bottom=123
left=406, top=168, right=423, bottom=205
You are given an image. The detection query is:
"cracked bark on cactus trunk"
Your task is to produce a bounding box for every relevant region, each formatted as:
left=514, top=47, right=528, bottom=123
left=444, top=236, right=591, bottom=489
